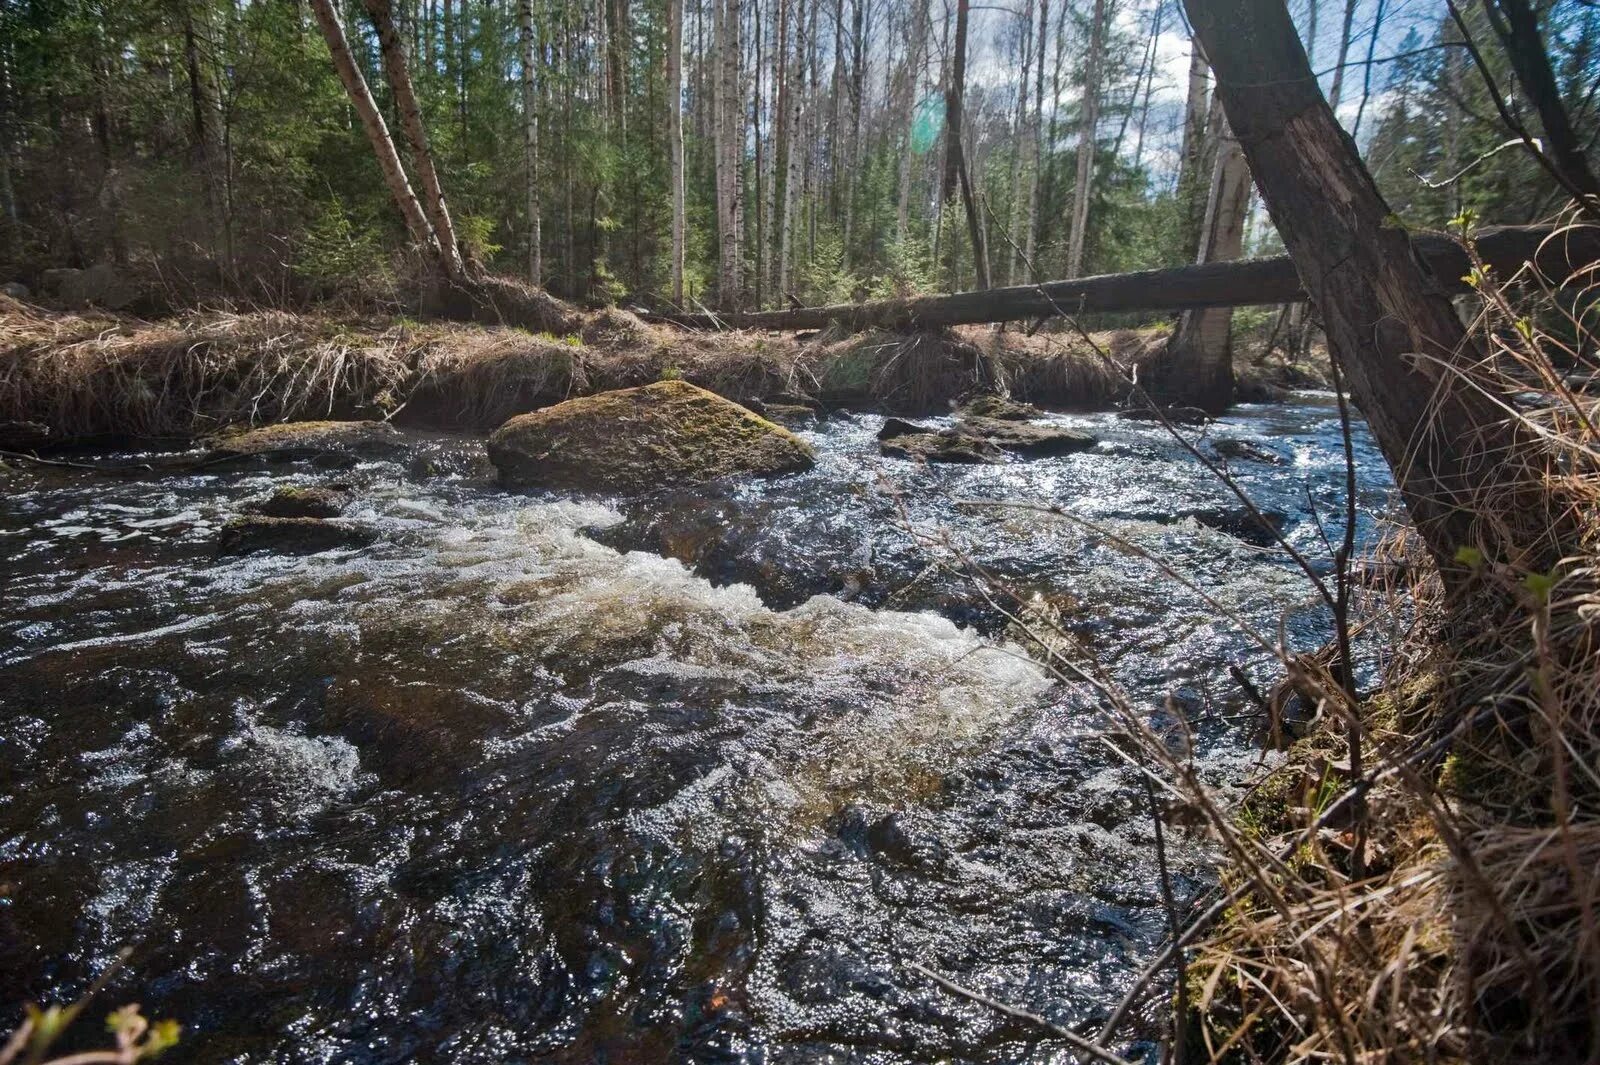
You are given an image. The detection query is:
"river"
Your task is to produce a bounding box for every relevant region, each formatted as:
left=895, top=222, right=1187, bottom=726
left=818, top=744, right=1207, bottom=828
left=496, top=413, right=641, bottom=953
left=0, top=397, right=1391, bottom=1062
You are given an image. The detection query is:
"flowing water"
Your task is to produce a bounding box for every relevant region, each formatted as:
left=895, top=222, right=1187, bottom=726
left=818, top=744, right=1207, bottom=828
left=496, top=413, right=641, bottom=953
left=0, top=398, right=1392, bottom=1062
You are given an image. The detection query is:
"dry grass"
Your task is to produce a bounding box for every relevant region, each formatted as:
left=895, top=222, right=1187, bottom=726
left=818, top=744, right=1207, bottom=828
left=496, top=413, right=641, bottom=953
left=0, top=299, right=1143, bottom=441
left=1166, top=218, right=1600, bottom=1063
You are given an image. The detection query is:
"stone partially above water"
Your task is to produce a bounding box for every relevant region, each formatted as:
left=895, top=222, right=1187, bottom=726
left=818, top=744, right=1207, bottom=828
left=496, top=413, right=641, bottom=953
left=960, top=417, right=1096, bottom=457
left=877, top=418, right=1005, bottom=464
left=243, top=485, right=352, bottom=519
left=218, top=515, right=377, bottom=555
left=207, top=420, right=405, bottom=465
left=955, top=393, right=1044, bottom=421
left=877, top=415, right=1095, bottom=463
left=486, top=380, right=815, bottom=492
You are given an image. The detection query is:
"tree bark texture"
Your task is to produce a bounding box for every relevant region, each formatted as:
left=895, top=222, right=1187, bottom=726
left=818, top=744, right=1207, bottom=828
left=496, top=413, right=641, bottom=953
left=649, top=225, right=1590, bottom=333
left=365, top=0, right=465, bottom=279
left=1184, top=0, right=1559, bottom=578
left=308, top=0, right=441, bottom=261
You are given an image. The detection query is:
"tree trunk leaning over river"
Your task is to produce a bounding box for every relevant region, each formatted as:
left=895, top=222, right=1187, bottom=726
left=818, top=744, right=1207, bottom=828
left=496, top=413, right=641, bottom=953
left=1182, top=0, right=1562, bottom=584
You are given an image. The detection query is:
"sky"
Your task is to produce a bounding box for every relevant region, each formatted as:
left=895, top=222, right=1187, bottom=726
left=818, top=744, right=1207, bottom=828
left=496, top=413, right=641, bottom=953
left=955, top=0, right=1452, bottom=186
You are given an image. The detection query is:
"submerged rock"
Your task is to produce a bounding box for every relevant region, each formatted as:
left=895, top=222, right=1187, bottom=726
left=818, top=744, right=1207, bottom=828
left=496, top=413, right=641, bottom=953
left=1117, top=404, right=1212, bottom=426
left=486, top=380, right=815, bottom=492
left=243, top=485, right=351, bottom=519
left=1209, top=438, right=1287, bottom=466
left=1182, top=505, right=1288, bottom=548
left=207, top=420, right=405, bottom=465
left=218, top=515, right=376, bottom=555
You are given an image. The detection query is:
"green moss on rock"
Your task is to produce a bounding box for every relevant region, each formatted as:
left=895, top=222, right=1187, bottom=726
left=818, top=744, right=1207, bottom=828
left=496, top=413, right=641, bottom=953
left=485, top=380, right=816, bottom=493
left=243, top=485, right=351, bottom=519
left=208, top=420, right=404, bottom=462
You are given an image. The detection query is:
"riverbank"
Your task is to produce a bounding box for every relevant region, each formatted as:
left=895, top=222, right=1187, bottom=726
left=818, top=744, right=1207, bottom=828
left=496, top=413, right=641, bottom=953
left=0, top=294, right=1322, bottom=449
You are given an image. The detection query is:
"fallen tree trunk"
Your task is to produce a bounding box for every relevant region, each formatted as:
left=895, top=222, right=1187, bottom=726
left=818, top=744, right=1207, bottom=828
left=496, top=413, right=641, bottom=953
left=648, top=225, right=1597, bottom=331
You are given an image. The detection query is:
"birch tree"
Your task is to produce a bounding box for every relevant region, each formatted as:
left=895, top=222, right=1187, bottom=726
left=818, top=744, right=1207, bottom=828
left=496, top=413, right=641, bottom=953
left=778, top=0, right=806, bottom=299
left=713, top=0, right=743, bottom=307
left=307, top=0, right=441, bottom=264
left=1160, top=116, right=1250, bottom=412
left=364, top=0, right=466, bottom=280
left=519, top=0, right=542, bottom=284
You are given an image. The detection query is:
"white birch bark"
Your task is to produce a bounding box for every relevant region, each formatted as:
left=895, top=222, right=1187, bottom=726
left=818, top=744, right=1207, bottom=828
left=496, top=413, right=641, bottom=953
left=364, top=0, right=465, bottom=279
left=308, top=0, right=439, bottom=260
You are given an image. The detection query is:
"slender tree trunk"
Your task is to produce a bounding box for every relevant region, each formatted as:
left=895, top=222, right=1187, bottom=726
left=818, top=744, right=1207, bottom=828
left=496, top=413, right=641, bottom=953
left=841, top=0, right=865, bottom=268
left=1184, top=0, right=1552, bottom=580
left=1132, top=0, right=1161, bottom=171
left=806, top=0, right=821, bottom=267
left=668, top=0, right=686, bottom=303
left=1065, top=0, right=1105, bottom=277
left=1162, top=115, right=1250, bottom=413
left=895, top=0, right=929, bottom=242
left=752, top=0, right=766, bottom=307
left=519, top=0, right=542, bottom=284
left=0, top=27, right=15, bottom=236
left=1112, top=0, right=1159, bottom=162
left=610, top=0, right=629, bottom=137
left=1007, top=0, right=1035, bottom=284
left=940, top=0, right=975, bottom=288
left=182, top=3, right=231, bottom=278
left=714, top=0, right=744, bottom=307
left=767, top=0, right=788, bottom=299
left=308, top=0, right=440, bottom=259
left=365, top=0, right=466, bottom=280
left=778, top=0, right=805, bottom=299
left=1023, top=0, right=1049, bottom=273
left=1326, top=0, right=1357, bottom=111
left=838, top=0, right=851, bottom=223
left=1175, top=44, right=1211, bottom=258
left=1351, top=0, right=1387, bottom=138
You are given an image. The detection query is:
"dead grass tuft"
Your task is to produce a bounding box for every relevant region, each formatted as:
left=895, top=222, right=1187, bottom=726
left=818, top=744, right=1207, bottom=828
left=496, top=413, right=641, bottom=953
left=0, top=295, right=1169, bottom=441
left=1178, top=216, right=1600, bottom=1063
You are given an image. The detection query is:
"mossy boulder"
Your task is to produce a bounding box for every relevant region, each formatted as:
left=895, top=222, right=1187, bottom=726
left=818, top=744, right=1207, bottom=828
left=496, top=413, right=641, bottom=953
left=486, top=380, right=815, bottom=492
left=208, top=420, right=404, bottom=465
left=956, top=394, right=1043, bottom=421
left=958, top=417, right=1096, bottom=457
left=243, top=485, right=351, bottom=519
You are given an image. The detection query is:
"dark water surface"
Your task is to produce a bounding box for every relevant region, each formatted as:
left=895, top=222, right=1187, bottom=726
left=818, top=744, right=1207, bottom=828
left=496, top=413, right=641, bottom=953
left=0, top=398, right=1392, bottom=1062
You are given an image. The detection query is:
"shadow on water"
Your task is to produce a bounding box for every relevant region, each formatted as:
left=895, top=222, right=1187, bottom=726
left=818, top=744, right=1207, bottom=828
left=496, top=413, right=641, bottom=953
left=0, top=396, right=1392, bottom=1062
